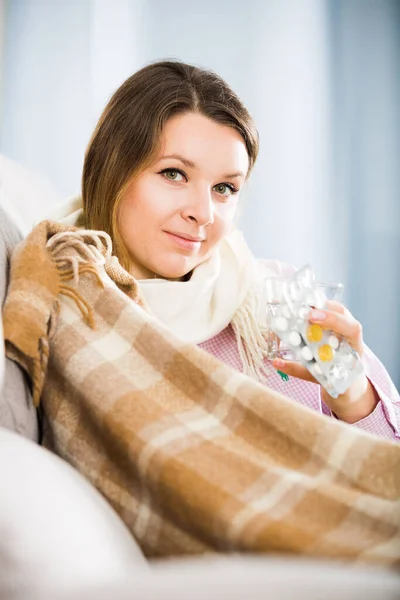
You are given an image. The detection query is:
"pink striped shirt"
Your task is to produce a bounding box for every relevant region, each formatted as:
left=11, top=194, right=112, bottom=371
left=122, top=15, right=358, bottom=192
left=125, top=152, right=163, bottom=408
left=199, top=324, right=400, bottom=441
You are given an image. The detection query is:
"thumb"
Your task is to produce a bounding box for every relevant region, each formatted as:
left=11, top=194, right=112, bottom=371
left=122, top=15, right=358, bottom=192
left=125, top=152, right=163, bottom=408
left=273, top=358, right=317, bottom=384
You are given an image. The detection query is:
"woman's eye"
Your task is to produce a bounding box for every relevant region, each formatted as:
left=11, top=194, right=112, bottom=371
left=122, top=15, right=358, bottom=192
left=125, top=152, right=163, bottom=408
left=161, top=169, right=185, bottom=182
left=214, top=183, right=236, bottom=197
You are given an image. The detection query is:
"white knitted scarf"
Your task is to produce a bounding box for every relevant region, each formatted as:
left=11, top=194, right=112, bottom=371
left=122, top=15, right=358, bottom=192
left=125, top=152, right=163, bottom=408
left=51, top=197, right=275, bottom=381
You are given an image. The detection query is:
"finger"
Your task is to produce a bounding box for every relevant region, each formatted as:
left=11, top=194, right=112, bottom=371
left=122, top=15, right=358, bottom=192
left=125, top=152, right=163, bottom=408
left=324, top=300, right=348, bottom=316
left=273, top=359, right=317, bottom=383
left=307, top=309, right=363, bottom=353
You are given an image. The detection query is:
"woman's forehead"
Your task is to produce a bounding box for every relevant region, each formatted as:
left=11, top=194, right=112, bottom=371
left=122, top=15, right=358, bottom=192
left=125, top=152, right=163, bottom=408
left=157, top=113, right=249, bottom=176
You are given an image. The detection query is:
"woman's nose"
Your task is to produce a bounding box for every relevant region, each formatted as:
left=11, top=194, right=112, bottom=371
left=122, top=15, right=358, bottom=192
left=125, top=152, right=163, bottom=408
left=181, top=188, right=214, bottom=226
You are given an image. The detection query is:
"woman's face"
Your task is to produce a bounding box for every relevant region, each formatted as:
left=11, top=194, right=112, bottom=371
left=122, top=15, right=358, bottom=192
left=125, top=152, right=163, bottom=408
left=118, top=112, right=249, bottom=280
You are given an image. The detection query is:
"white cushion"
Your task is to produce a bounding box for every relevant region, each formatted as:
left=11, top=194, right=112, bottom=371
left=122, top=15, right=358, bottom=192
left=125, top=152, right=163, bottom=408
left=0, top=427, right=147, bottom=597
left=15, top=555, right=400, bottom=600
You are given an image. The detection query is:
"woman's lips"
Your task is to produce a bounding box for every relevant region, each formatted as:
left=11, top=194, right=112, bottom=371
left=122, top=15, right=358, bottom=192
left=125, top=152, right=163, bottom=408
left=165, top=231, right=203, bottom=251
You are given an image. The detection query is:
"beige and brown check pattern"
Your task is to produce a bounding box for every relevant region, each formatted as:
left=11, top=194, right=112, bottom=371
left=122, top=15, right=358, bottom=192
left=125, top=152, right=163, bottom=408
left=3, top=221, right=400, bottom=567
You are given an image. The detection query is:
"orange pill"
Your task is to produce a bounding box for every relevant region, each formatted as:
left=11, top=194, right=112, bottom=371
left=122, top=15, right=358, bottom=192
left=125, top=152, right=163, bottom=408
left=318, top=344, right=334, bottom=362
left=307, top=324, right=323, bottom=343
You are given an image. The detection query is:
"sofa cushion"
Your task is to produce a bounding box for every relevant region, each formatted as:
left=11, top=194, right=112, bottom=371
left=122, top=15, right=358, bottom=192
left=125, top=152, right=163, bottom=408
left=0, top=153, right=63, bottom=441
left=10, top=555, right=400, bottom=600
left=0, top=427, right=147, bottom=597
left=0, top=206, right=39, bottom=440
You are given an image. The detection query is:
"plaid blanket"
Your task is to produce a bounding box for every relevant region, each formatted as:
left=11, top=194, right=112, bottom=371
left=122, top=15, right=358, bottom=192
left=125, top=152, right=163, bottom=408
left=3, top=221, right=400, bottom=567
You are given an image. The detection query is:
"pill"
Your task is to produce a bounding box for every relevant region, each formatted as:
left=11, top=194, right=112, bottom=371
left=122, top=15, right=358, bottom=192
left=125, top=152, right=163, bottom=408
left=313, top=363, right=323, bottom=376
left=307, top=324, right=323, bottom=343
left=328, top=335, right=339, bottom=350
left=300, top=346, right=313, bottom=361
left=329, top=363, right=347, bottom=380
left=298, top=305, right=310, bottom=319
left=318, top=344, right=334, bottom=362
left=288, top=331, right=302, bottom=346
left=273, top=316, right=288, bottom=332
left=342, top=352, right=354, bottom=364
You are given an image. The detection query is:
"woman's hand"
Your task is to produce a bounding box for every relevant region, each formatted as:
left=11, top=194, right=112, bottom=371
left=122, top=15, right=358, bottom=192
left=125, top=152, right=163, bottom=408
left=272, top=300, right=379, bottom=423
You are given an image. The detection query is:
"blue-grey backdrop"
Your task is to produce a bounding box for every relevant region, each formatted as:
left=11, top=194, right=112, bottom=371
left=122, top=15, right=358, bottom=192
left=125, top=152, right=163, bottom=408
left=1, top=0, right=399, bottom=386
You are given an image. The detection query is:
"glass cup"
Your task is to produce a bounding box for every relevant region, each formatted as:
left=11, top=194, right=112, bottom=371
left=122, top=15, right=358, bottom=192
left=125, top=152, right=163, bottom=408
left=262, top=276, right=344, bottom=360
left=315, top=281, right=343, bottom=303
left=261, top=275, right=293, bottom=360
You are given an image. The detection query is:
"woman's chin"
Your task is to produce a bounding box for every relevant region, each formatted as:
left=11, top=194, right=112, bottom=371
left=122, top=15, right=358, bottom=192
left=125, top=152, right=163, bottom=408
left=156, top=268, right=192, bottom=281
left=152, top=257, right=199, bottom=281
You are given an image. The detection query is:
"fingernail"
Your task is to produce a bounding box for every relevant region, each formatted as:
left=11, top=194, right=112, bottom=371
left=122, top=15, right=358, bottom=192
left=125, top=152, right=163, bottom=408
left=274, top=358, right=286, bottom=368
left=310, top=310, right=326, bottom=321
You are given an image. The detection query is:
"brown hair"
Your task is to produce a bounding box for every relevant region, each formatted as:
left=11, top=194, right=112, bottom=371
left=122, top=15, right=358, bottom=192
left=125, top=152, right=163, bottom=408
left=82, top=59, right=259, bottom=269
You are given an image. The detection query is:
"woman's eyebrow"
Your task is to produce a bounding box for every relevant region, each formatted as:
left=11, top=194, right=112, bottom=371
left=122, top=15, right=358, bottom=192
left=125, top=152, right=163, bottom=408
left=160, top=154, right=196, bottom=169
left=159, top=153, right=245, bottom=179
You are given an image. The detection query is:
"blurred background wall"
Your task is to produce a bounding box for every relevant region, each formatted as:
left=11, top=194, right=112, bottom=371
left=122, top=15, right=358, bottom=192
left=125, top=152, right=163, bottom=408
left=0, top=0, right=399, bottom=387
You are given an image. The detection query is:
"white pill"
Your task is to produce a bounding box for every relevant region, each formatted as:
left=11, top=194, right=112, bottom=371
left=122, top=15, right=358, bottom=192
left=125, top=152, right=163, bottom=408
left=288, top=331, right=301, bottom=347
left=298, top=305, right=310, bottom=319
left=329, top=363, right=347, bottom=380
left=273, top=316, right=288, bottom=332
left=342, top=352, right=354, bottom=364
left=328, top=335, right=340, bottom=350
left=300, top=346, right=313, bottom=361
left=313, top=363, right=323, bottom=376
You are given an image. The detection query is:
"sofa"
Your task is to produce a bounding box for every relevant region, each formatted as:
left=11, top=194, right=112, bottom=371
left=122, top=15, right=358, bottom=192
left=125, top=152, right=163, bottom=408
left=0, top=156, right=399, bottom=599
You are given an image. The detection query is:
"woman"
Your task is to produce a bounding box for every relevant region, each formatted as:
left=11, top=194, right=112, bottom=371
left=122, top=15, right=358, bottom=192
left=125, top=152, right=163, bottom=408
left=74, top=59, right=398, bottom=440
left=4, top=60, right=400, bottom=563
